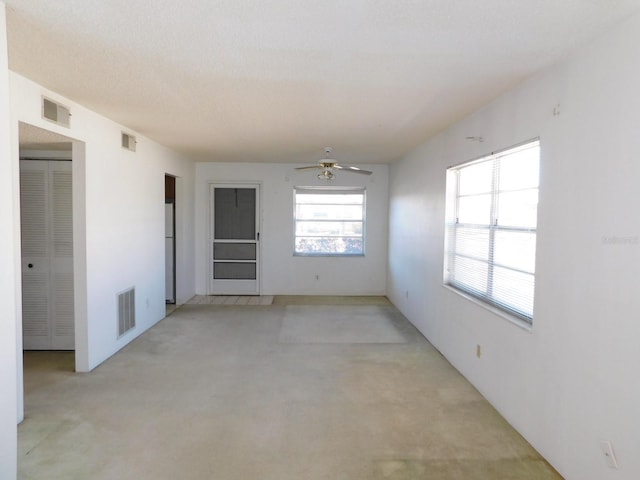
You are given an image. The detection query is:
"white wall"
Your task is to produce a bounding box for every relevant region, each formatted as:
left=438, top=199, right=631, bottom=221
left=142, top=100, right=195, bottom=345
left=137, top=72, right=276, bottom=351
left=388, top=13, right=640, bottom=480
left=195, top=162, right=388, bottom=295
left=10, top=72, right=196, bottom=382
left=0, top=4, right=18, bottom=478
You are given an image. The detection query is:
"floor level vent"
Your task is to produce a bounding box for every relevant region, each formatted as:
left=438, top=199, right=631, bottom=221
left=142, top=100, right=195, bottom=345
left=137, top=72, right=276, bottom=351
left=118, top=287, right=136, bottom=337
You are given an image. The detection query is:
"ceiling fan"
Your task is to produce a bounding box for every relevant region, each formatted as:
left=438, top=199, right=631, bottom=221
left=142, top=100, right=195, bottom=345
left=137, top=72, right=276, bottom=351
left=295, top=147, right=373, bottom=180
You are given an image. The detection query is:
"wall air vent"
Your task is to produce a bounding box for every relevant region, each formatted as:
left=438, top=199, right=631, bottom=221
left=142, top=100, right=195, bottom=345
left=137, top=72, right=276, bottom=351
left=117, top=287, right=136, bottom=337
left=42, top=97, right=71, bottom=127
left=121, top=132, right=137, bottom=152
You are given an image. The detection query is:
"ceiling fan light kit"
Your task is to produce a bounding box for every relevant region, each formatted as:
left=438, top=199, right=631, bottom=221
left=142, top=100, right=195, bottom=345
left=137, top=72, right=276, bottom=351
left=317, top=170, right=335, bottom=180
left=296, top=147, right=373, bottom=180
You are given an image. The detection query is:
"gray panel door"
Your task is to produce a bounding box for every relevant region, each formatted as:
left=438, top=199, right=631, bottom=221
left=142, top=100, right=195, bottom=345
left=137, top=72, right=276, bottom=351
left=210, top=184, right=260, bottom=294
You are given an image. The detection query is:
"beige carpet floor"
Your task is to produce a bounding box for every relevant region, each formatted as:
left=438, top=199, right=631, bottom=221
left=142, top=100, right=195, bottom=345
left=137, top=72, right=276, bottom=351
left=18, top=296, right=562, bottom=480
left=186, top=295, right=274, bottom=305
left=279, top=305, right=409, bottom=344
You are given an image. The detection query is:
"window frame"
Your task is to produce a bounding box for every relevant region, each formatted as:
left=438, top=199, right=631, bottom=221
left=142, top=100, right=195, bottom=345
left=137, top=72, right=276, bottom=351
left=444, top=139, right=540, bottom=323
left=293, top=186, right=366, bottom=257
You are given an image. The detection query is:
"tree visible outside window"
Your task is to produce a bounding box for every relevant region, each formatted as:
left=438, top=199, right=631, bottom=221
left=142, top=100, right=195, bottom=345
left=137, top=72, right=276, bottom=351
left=444, top=140, right=540, bottom=322
left=294, top=187, right=365, bottom=256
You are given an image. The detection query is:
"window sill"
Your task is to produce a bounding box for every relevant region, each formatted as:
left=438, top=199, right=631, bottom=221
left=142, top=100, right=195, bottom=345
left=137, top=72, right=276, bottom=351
left=441, top=284, right=533, bottom=332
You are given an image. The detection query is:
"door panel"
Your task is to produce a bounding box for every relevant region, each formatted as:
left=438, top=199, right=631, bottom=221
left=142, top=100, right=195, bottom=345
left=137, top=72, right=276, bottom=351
left=21, top=268, right=49, bottom=347
left=213, top=243, right=256, bottom=260
left=214, top=262, right=257, bottom=279
left=214, top=188, right=256, bottom=239
left=20, top=162, right=50, bottom=349
left=52, top=271, right=74, bottom=349
left=51, top=163, right=74, bottom=349
left=210, top=185, right=260, bottom=295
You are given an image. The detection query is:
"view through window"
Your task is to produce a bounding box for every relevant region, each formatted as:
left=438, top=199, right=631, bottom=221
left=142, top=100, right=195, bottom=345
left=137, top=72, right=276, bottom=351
left=294, top=187, right=365, bottom=256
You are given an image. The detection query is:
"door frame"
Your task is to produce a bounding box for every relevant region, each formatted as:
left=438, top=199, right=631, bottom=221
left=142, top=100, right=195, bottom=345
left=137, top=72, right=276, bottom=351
left=208, top=182, right=261, bottom=295
left=16, top=123, right=88, bottom=424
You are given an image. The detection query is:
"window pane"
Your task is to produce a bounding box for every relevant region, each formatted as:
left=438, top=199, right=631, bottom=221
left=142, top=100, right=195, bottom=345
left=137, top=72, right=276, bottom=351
left=497, top=190, right=538, bottom=228
left=498, top=145, right=540, bottom=191
left=296, top=221, right=362, bottom=236
left=296, top=204, right=363, bottom=220
left=459, top=160, right=493, bottom=195
left=450, top=255, right=488, bottom=295
left=454, top=227, right=490, bottom=262
left=458, top=194, right=491, bottom=225
left=491, top=267, right=534, bottom=318
left=296, top=193, right=363, bottom=205
left=295, top=237, right=363, bottom=255
left=294, top=188, right=366, bottom=256
left=493, top=230, right=536, bottom=273
left=445, top=139, right=539, bottom=322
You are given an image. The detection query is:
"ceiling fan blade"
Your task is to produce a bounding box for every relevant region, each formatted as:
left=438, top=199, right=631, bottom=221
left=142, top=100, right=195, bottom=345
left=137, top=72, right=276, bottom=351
left=295, top=165, right=323, bottom=171
left=333, top=164, right=373, bottom=175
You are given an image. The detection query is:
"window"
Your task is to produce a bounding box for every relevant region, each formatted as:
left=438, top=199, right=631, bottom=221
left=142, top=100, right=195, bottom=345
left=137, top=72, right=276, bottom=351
left=444, top=140, right=540, bottom=322
left=294, top=187, right=365, bottom=256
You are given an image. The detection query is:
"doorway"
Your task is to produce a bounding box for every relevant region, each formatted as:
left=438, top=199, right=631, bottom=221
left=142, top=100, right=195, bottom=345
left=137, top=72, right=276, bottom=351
left=20, top=158, right=74, bottom=350
left=165, top=175, right=176, bottom=304
left=209, top=184, right=260, bottom=295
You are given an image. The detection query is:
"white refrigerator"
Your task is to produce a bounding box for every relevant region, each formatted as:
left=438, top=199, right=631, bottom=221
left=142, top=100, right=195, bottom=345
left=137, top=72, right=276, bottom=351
left=165, top=202, right=175, bottom=303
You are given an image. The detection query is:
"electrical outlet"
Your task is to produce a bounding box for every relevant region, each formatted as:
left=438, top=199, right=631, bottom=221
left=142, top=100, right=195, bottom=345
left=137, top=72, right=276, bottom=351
left=600, top=441, right=618, bottom=469
left=476, top=344, right=482, bottom=358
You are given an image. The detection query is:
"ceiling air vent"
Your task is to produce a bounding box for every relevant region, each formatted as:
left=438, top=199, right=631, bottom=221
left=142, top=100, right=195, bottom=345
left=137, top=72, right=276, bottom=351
left=121, top=132, right=137, bottom=152
left=42, top=97, right=71, bottom=127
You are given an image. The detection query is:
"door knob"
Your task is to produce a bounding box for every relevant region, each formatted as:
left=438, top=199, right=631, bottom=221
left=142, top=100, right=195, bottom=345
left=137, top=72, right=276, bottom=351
left=28, top=263, right=33, bottom=268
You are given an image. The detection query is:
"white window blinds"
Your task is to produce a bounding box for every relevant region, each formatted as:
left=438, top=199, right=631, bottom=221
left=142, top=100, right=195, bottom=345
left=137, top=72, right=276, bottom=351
left=444, top=140, right=540, bottom=322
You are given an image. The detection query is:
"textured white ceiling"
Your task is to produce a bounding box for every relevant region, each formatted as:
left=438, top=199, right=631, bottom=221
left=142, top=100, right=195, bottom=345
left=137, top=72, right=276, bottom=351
left=19, top=122, right=73, bottom=151
left=5, top=1, right=640, bottom=164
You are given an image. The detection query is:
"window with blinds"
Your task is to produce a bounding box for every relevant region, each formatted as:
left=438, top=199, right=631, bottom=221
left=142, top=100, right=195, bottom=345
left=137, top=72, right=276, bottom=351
left=294, top=187, right=365, bottom=256
left=444, top=140, right=540, bottom=322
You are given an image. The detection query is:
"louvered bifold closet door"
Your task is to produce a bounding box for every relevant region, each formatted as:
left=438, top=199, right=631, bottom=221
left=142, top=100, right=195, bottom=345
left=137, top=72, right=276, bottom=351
left=20, top=161, right=50, bottom=349
left=50, top=162, right=74, bottom=349
left=20, top=160, right=74, bottom=350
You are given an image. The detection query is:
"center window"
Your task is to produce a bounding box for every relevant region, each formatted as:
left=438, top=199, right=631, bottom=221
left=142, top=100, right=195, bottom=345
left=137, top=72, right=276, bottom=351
left=294, top=187, right=365, bottom=256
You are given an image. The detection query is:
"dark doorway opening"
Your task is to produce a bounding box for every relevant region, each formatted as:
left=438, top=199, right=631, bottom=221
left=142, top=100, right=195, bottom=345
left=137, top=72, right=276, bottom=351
left=165, top=175, right=176, bottom=304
